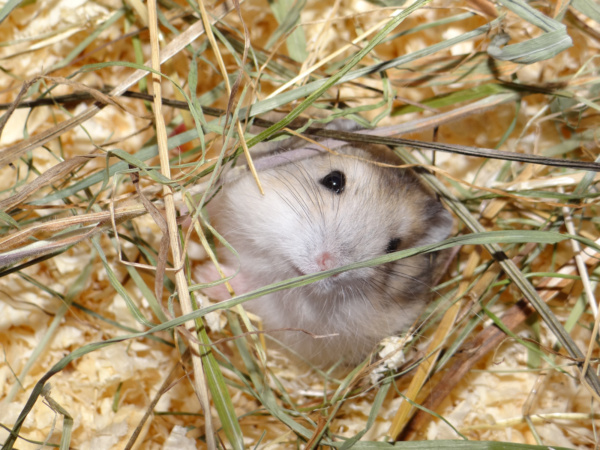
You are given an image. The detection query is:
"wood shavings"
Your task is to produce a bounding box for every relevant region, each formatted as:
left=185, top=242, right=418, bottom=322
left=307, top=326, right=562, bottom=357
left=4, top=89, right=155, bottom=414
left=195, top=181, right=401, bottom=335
left=0, top=0, right=599, bottom=447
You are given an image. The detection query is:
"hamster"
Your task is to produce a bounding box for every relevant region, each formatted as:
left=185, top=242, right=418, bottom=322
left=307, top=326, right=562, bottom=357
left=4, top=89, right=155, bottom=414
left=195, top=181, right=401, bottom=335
left=195, top=139, right=453, bottom=368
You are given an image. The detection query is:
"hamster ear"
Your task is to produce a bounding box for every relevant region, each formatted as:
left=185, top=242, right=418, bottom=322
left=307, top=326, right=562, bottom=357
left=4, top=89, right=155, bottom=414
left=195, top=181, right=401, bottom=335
left=418, top=200, right=454, bottom=246
left=253, top=148, right=323, bottom=171
left=323, top=118, right=363, bottom=132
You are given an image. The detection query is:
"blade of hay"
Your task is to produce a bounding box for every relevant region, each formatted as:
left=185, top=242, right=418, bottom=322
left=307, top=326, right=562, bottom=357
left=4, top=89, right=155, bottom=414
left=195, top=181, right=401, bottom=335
left=0, top=152, right=103, bottom=213
left=0, top=0, right=237, bottom=169
left=382, top=11, right=477, bottom=44
left=26, top=129, right=196, bottom=207
left=247, top=15, right=503, bottom=117
left=146, top=0, right=215, bottom=448
left=182, top=94, right=249, bottom=449
left=197, top=316, right=245, bottom=449
left=0, top=210, right=18, bottom=228
left=266, top=12, right=394, bottom=99
left=388, top=250, right=480, bottom=439
left=195, top=0, right=262, bottom=193
left=40, top=391, right=74, bottom=450
left=245, top=0, right=433, bottom=148
left=338, top=375, right=392, bottom=449
left=47, top=8, right=126, bottom=72
left=304, top=128, right=600, bottom=172
left=0, top=0, right=22, bottom=25
left=392, top=84, right=513, bottom=115
left=267, top=0, right=308, bottom=62
left=434, top=263, right=503, bottom=370
left=394, top=146, right=600, bottom=398
left=488, top=0, right=573, bottom=63
left=561, top=189, right=598, bottom=317
left=91, top=237, right=156, bottom=327
left=0, top=211, right=145, bottom=270
left=2, top=253, right=95, bottom=405
left=226, top=311, right=315, bottom=439
left=123, top=260, right=169, bottom=324
left=305, top=362, right=373, bottom=448
left=124, top=352, right=185, bottom=449
left=572, top=0, right=600, bottom=21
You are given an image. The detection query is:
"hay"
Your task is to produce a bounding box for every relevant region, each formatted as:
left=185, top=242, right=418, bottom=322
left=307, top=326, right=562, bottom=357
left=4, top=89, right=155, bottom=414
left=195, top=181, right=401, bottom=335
left=0, top=0, right=598, bottom=448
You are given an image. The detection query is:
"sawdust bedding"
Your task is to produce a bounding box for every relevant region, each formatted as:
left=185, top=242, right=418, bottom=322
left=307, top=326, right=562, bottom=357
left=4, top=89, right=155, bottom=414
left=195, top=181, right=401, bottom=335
left=0, top=0, right=598, bottom=448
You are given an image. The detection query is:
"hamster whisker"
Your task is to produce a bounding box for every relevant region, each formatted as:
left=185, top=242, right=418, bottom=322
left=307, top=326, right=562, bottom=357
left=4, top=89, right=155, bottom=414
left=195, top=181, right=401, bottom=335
left=271, top=172, right=314, bottom=224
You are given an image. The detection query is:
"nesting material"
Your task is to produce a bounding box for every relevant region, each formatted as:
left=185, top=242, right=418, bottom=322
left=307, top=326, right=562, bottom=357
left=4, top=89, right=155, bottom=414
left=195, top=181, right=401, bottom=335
left=0, top=0, right=599, bottom=448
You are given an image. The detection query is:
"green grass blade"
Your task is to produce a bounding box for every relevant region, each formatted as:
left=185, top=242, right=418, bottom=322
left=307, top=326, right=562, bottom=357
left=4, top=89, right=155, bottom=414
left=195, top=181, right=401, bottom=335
left=197, top=322, right=244, bottom=449
left=0, top=0, right=22, bottom=26
left=49, top=8, right=126, bottom=72
left=245, top=0, right=433, bottom=149
left=393, top=146, right=600, bottom=397
left=2, top=252, right=96, bottom=405
left=572, top=0, right=600, bottom=22
left=489, top=0, right=573, bottom=63
left=30, top=129, right=196, bottom=205
left=267, top=0, right=308, bottom=62
left=247, top=15, right=502, bottom=117
left=91, top=236, right=156, bottom=327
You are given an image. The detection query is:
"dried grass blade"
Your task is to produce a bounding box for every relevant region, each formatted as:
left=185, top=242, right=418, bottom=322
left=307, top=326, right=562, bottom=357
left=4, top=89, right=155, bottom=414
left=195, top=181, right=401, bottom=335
left=92, top=237, right=156, bottom=327
left=47, top=8, right=126, bottom=72
left=0, top=204, right=146, bottom=255
left=489, top=0, right=573, bottom=63
left=124, top=352, right=186, bottom=449
left=0, top=77, right=36, bottom=141
left=146, top=1, right=215, bottom=448
left=2, top=232, right=583, bottom=448
left=266, top=0, right=307, bottom=62
left=29, top=129, right=196, bottom=206
left=338, top=375, right=392, bottom=449
left=248, top=14, right=502, bottom=117
left=0, top=227, right=98, bottom=270
left=226, top=311, right=315, bottom=440
left=245, top=0, right=433, bottom=148
left=394, top=146, right=600, bottom=424
left=0, top=0, right=236, bottom=169
left=2, top=254, right=95, bottom=405
left=196, top=0, right=263, bottom=193
left=40, top=391, right=74, bottom=450
left=388, top=251, right=480, bottom=439
left=0, top=153, right=99, bottom=212
left=306, top=128, right=600, bottom=171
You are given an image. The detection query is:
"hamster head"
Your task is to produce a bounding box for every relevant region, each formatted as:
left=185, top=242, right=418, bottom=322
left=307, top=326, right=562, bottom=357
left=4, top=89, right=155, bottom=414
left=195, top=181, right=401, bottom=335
left=203, top=144, right=453, bottom=367
left=208, top=145, right=452, bottom=300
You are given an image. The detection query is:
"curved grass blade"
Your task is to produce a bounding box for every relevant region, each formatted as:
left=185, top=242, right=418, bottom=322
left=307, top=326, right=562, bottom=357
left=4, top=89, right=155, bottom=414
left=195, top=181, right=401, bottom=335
left=0, top=0, right=22, bottom=26
left=394, top=146, right=600, bottom=398
left=245, top=0, right=433, bottom=148
left=489, top=0, right=573, bottom=63
left=3, top=229, right=580, bottom=449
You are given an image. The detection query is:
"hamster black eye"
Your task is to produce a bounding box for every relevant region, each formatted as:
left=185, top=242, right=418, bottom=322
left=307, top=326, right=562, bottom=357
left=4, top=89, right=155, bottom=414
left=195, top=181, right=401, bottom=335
left=385, top=238, right=401, bottom=254
left=319, top=170, right=346, bottom=194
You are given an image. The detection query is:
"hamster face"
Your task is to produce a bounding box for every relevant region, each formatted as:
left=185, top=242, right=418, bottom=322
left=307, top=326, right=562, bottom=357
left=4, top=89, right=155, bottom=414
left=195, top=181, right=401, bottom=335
left=202, top=145, right=453, bottom=367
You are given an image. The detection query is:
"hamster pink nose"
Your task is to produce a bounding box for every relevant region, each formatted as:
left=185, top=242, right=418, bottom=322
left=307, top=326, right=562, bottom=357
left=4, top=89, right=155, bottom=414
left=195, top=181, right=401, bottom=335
left=316, top=252, right=336, bottom=271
